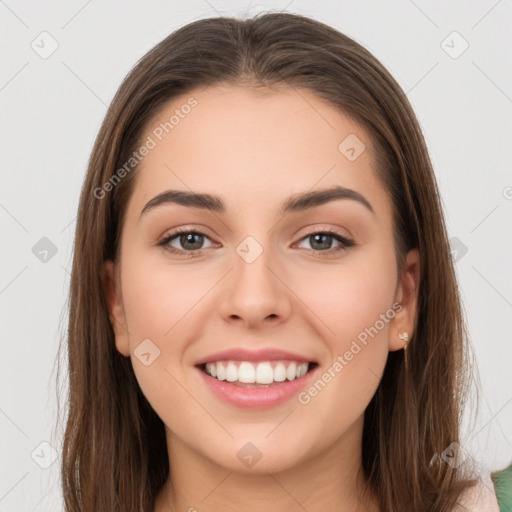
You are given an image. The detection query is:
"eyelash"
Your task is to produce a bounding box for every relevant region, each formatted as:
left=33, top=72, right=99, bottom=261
left=157, top=226, right=356, bottom=258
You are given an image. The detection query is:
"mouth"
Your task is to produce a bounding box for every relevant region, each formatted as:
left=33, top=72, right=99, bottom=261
left=196, top=360, right=320, bottom=388
left=193, top=348, right=320, bottom=408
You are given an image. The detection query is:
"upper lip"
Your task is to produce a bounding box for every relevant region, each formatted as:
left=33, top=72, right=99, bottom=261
left=194, top=348, right=317, bottom=366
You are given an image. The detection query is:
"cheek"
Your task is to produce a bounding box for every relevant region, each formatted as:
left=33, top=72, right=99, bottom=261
left=290, top=258, right=396, bottom=451
left=118, top=254, right=209, bottom=424
left=120, top=251, right=214, bottom=340
left=287, top=247, right=397, bottom=411
left=291, top=248, right=398, bottom=351
left=118, top=250, right=222, bottom=399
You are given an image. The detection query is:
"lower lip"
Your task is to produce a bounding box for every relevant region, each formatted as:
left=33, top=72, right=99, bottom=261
left=196, top=365, right=318, bottom=409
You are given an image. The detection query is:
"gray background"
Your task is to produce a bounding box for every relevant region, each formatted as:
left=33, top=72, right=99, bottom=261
left=1, top=0, right=511, bottom=510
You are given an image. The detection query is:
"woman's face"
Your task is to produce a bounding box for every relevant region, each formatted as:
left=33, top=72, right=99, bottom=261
left=104, top=84, right=419, bottom=474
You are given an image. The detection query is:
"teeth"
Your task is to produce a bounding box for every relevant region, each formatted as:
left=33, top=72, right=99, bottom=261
left=226, top=362, right=238, bottom=382
left=256, top=362, right=274, bottom=384
left=238, top=361, right=256, bottom=383
left=286, top=362, right=297, bottom=381
left=204, top=360, right=310, bottom=384
left=273, top=363, right=287, bottom=382
left=216, top=362, right=226, bottom=381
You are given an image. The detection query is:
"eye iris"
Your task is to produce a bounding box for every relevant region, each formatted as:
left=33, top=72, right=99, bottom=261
left=310, top=233, right=332, bottom=251
left=181, top=233, right=203, bottom=250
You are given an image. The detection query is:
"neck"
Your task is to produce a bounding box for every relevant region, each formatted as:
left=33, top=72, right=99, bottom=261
left=154, top=415, right=379, bottom=512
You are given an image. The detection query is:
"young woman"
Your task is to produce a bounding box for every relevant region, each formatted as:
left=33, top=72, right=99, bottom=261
left=58, top=11, right=509, bottom=512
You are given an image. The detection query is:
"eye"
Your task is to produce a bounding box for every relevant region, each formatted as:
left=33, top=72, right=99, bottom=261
left=295, top=230, right=355, bottom=254
left=158, top=228, right=216, bottom=255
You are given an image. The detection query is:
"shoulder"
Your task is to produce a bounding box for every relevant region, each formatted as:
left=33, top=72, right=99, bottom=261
left=453, top=472, right=501, bottom=512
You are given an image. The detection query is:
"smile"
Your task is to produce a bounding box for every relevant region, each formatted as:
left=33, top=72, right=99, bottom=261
left=202, top=360, right=312, bottom=386
left=196, top=360, right=319, bottom=408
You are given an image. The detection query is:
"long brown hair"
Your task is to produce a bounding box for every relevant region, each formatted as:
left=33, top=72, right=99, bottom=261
left=57, top=11, right=476, bottom=511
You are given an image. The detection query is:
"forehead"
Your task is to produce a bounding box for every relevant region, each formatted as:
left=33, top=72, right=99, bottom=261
left=127, top=84, right=388, bottom=218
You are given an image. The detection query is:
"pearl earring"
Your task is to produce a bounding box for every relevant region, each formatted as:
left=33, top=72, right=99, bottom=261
left=398, top=332, right=409, bottom=350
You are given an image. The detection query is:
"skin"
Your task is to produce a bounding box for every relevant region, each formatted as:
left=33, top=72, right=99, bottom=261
left=103, top=84, right=420, bottom=512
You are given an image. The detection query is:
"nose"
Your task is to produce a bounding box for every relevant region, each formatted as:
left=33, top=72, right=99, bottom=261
left=219, top=242, right=292, bottom=329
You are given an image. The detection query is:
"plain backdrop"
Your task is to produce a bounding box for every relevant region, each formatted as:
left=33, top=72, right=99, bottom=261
left=1, top=1, right=511, bottom=510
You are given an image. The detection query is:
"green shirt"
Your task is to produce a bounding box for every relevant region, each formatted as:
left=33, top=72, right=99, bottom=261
left=492, top=465, right=512, bottom=512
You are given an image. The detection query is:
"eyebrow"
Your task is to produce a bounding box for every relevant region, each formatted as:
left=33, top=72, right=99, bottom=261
left=139, top=185, right=375, bottom=218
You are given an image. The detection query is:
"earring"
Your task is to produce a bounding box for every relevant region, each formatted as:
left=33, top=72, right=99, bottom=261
left=398, top=332, right=409, bottom=366
left=398, top=331, right=409, bottom=350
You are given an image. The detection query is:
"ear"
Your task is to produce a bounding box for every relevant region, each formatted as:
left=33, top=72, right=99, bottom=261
left=389, top=248, right=420, bottom=351
left=102, top=260, right=131, bottom=357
